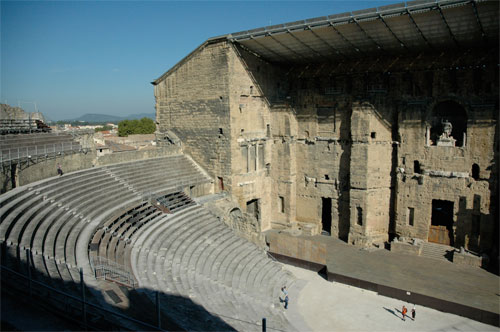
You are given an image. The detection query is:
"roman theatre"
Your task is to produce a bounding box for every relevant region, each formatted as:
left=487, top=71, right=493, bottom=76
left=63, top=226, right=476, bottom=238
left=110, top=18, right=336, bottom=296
left=1, top=0, right=498, bottom=330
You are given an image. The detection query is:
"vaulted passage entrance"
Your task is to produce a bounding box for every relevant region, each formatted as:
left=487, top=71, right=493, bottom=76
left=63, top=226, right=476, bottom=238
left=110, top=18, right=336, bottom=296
left=246, top=199, right=260, bottom=221
left=321, top=197, right=332, bottom=235
left=429, top=199, right=454, bottom=246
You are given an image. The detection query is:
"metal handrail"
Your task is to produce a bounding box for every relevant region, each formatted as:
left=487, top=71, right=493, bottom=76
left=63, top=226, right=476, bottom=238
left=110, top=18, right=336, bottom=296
left=90, top=255, right=137, bottom=287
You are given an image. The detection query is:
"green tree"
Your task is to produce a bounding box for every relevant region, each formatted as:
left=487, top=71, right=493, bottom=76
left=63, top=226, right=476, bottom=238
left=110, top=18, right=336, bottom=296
left=118, top=117, right=155, bottom=136
left=95, top=125, right=112, bottom=132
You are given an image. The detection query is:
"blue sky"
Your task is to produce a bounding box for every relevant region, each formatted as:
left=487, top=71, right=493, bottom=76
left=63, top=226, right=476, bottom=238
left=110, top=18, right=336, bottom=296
left=1, top=1, right=397, bottom=120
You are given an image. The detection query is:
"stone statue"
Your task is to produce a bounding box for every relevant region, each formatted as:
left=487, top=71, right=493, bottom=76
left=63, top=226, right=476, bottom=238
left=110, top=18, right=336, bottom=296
left=441, top=119, right=453, bottom=138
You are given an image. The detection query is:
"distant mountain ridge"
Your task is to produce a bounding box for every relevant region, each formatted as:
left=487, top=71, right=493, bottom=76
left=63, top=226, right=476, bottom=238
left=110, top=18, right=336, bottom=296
left=64, top=113, right=155, bottom=123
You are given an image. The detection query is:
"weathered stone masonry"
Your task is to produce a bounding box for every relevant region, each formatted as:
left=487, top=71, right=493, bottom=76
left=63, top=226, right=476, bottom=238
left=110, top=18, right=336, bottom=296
left=152, top=1, right=498, bottom=258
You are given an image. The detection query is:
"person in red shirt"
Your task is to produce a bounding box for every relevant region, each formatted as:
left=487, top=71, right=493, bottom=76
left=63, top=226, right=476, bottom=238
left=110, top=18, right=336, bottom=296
left=402, top=305, right=407, bottom=321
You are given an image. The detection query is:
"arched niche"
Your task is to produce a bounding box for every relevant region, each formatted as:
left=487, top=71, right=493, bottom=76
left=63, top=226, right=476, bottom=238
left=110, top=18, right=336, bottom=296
left=427, top=100, right=467, bottom=147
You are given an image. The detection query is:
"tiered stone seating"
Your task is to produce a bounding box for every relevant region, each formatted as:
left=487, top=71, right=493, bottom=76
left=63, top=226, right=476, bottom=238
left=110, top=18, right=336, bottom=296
left=0, top=119, right=51, bottom=134
left=89, top=202, right=162, bottom=265
left=104, top=155, right=208, bottom=195
left=0, top=153, right=296, bottom=331
left=154, top=191, right=196, bottom=213
left=0, top=154, right=211, bottom=291
left=130, top=204, right=296, bottom=331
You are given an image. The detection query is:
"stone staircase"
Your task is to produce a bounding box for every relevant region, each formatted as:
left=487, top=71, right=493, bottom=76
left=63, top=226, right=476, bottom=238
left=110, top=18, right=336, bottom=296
left=420, top=242, right=455, bottom=262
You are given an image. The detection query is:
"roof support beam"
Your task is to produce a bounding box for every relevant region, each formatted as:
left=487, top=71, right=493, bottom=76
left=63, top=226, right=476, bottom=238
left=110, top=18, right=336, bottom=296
left=437, top=5, right=460, bottom=47
left=249, top=37, right=285, bottom=60
left=406, top=9, right=433, bottom=50
left=471, top=1, right=486, bottom=39
left=353, top=18, right=383, bottom=51
left=286, top=29, right=328, bottom=60
left=268, top=34, right=309, bottom=61
left=306, top=27, right=348, bottom=59
left=379, top=14, right=407, bottom=50
left=330, top=23, right=364, bottom=55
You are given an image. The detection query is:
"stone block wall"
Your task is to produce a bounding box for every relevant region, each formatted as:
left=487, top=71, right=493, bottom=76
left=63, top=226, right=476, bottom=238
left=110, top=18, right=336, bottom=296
left=154, top=40, right=498, bottom=253
left=155, top=41, right=232, bottom=191
left=395, top=65, right=498, bottom=252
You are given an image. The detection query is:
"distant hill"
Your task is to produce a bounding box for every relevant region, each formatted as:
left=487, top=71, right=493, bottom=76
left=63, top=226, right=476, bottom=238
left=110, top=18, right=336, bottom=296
left=65, top=113, right=155, bottom=123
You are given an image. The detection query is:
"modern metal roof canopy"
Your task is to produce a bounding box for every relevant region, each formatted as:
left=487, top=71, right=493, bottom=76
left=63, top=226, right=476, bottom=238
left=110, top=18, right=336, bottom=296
left=227, top=0, right=499, bottom=64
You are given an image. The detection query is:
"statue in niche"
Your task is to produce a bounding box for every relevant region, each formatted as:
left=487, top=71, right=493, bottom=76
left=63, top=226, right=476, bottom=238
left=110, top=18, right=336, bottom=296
left=436, top=119, right=456, bottom=147
left=441, top=119, right=453, bottom=139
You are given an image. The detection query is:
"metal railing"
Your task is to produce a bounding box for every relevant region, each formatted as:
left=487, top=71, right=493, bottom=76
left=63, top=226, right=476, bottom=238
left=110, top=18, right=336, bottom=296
left=90, top=255, right=137, bottom=288
left=1, top=248, right=165, bottom=331
left=0, top=141, right=89, bottom=163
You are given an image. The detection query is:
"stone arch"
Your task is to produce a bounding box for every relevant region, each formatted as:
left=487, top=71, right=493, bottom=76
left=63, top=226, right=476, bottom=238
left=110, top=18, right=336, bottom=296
left=427, top=100, right=467, bottom=146
left=229, top=207, right=243, bottom=223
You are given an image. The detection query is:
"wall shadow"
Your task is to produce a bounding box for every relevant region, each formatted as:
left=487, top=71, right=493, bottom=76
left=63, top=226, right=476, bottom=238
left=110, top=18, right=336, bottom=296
left=0, top=246, right=238, bottom=331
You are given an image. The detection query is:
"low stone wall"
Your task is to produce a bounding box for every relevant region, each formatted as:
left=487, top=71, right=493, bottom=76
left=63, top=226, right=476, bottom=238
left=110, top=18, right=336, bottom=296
left=266, top=232, right=327, bottom=266
left=453, top=251, right=484, bottom=268
left=1, top=146, right=184, bottom=194
left=1, top=152, right=95, bottom=193
left=95, top=146, right=181, bottom=166
left=390, top=241, right=422, bottom=256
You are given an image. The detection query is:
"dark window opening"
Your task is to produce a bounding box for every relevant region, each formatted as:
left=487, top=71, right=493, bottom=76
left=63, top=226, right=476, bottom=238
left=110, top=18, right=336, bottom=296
left=407, top=207, right=414, bottom=226
left=325, top=174, right=330, bottom=180
left=356, top=206, right=363, bottom=226
left=430, top=199, right=454, bottom=246
left=219, top=128, right=223, bottom=135
left=414, top=160, right=421, bottom=174
left=279, top=196, right=285, bottom=213
left=321, top=197, right=332, bottom=235
left=472, top=163, right=480, bottom=180
left=218, top=177, right=224, bottom=191
left=431, top=200, right=454, bottom=227
left=371, top=132, right=376, bottom=139
left=246, top=199, right=260, bottom=221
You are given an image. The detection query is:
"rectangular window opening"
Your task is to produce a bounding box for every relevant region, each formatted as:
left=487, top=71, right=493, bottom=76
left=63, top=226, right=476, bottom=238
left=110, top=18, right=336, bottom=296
left=356, top=206, right=363, bottom=226
left=407, top=207, right=414, bottom=226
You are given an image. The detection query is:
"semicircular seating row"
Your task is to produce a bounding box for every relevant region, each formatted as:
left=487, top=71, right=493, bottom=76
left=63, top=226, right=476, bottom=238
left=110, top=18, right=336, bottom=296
left=0, top=154, right=297, bottom=331
left=0, top=154, right=210, bottom=289
left=91, top=198, right=296, bottom=331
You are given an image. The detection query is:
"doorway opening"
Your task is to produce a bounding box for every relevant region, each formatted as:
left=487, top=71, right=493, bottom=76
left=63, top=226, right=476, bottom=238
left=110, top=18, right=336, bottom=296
left=10, top=164, right=17, bottom=188
left=429, top=199, right=454, bottom=245
left=246, top=199, right=260, bottom=221
left=321, top=197, right=332, bottom=235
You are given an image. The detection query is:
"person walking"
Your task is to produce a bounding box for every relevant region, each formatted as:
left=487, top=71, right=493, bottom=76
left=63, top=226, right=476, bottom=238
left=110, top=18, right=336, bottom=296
left=57, top=163, right=63, bottom=176
left=411, top=305, right=416, bottom=320
left=284, top=294, right=289, bottom=309
left=402, top=305, right=407, bottom=321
